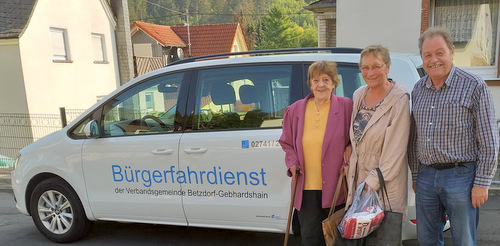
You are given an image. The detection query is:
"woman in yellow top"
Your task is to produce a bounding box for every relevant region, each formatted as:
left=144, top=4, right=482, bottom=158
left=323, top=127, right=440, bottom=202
left=345, top=45, right=410, bottom=229
left=280, top=61, right=352, bottom=246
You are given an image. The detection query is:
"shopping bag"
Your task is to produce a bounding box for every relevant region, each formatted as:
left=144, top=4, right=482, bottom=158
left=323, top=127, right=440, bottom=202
left=323, top=207, right=345, bottom=245
left=363, top=168, right=403, bottom=246
left=337, top=182, right=384, bottom=239
left=322, top=169, right=347, bottom=245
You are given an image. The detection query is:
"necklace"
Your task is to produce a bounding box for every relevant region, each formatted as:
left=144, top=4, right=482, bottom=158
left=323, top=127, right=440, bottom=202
left=361, top=80, right=394, bottom=111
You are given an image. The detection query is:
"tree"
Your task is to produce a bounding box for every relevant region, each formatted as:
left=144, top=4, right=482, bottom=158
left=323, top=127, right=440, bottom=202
left=300, top=23, right=318, bottom=48
left=233, top=2, right=258, bottom=50
left=256, top=4, right=317, bottom=50
left=128, top=0, right=152, bottom=23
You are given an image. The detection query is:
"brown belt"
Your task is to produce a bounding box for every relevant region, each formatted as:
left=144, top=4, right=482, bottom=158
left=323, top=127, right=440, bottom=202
left=430, top=162, right=466, bottom=170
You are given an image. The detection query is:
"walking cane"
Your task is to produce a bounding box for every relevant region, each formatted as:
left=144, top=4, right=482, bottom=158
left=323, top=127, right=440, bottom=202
left=284, top=169, right=299, bottom=246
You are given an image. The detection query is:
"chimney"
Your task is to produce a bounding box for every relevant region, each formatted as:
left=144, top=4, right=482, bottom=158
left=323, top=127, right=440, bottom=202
left=110, top=0, right=134, bottom=85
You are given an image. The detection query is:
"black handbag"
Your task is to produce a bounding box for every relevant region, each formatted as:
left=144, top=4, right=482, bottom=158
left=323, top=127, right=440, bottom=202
left=366, top=168, right=403, bottom=246
left=332, top=168, right=402, bottom=246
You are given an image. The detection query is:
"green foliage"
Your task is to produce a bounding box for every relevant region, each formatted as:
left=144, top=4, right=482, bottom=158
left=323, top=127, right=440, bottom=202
left=255, top=2, right=318, bottom=49
left=128, top=0, right=318, bottom=49
left=300, top=23, right=319, bottom=48
left=256, top=6, right=298, bottom=49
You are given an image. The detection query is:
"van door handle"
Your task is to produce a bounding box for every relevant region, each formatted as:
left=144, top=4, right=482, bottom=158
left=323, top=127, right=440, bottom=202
left=152, top=148, right=174, bottom=155
left=183, top=147, right=207, bottom=154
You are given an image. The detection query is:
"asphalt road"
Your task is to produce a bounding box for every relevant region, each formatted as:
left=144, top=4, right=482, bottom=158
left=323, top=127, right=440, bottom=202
left=0, top=189, right=301, bottom=246
left=1, top=189, right=499, bottom=245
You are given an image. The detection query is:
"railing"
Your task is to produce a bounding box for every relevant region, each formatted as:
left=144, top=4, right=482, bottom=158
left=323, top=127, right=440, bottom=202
left=167, top=47, right=364, bottom=66
left=0, top=108, right=85, bottom=170
left=134, top=56, right=165, bottom=77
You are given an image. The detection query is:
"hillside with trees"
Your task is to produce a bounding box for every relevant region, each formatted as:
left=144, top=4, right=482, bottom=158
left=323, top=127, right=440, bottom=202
left=128, top=0, right=318, bottom=50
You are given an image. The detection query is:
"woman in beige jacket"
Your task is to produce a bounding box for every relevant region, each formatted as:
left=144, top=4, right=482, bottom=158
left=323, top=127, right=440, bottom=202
left=345, top=45, right=410, bottom=218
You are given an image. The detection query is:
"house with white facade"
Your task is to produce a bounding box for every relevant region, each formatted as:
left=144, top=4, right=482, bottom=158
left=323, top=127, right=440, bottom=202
left=0, top=0, right=133, bottom=115
left=0, top=0, right=134, bottom=165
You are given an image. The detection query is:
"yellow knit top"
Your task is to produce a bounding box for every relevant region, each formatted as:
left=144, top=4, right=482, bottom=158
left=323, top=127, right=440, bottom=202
left=302, top=98, right=330, bottom=190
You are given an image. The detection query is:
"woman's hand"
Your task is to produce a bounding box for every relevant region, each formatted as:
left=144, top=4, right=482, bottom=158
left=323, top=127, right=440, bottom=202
left=290, top=165, right=300, bottom=179
left=364, top=184, right=374, bottom=192
left=343, top=144, right=352, bottom=164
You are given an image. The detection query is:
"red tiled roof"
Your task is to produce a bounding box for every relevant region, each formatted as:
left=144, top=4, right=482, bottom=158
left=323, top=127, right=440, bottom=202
left=131, top=21, right=186, bottom=47
left=171, top=23, right=240, bottom=57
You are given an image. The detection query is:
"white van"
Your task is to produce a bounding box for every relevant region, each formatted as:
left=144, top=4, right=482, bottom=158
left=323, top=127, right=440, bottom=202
left=11, top=48, right=425, bottom=243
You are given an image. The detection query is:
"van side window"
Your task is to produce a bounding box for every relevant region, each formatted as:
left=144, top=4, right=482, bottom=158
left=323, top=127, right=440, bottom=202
left=194, top=65, right=292, bottom=130
left=100, top=73, right=183, bottom=136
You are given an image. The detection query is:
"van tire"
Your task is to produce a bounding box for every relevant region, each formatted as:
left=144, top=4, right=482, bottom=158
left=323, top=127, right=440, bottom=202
left=29, top=177, right=93, bottom=243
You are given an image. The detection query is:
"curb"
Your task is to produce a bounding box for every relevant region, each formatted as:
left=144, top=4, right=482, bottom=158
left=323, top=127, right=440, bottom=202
left=0, top=169, right=12, bottom=191
left=0, top=188, right=13, bottom=194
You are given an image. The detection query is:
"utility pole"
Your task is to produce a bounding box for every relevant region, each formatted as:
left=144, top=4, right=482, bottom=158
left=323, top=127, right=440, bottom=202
left=145, top=1, right=191, bottom=58
left=186, top=8, right=191, bottom=57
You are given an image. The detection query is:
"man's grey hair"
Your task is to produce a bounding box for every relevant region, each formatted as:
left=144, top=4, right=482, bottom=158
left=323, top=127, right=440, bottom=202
left=418, top=26, right=454, bottom=55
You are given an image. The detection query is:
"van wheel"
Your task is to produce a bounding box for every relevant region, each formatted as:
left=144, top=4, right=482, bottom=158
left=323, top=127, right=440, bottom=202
left=29, top=178, right=93, bottom=243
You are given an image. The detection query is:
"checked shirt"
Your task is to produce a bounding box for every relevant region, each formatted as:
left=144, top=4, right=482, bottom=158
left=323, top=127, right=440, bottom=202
left=408, top=66, right=499, bottom=187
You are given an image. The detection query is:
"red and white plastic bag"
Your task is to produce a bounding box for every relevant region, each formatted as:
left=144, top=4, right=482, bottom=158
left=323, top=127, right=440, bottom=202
left=337, top=182, right=385, bottom=239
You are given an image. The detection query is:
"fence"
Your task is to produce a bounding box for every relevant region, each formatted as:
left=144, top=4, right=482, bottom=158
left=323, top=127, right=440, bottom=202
left=0, top=108, right=85, bottom=170
left=134, top=56, right=164, bottom=77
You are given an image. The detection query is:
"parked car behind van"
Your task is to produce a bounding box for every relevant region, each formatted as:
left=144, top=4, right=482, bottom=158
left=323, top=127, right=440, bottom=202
left=11, top=48, right=425, bottom=243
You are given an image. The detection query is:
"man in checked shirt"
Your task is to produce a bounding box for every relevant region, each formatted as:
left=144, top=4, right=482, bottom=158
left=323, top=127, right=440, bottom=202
left=408, top=26, right=499, bottom=246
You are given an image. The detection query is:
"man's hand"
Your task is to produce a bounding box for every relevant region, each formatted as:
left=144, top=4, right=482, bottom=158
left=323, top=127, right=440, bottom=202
left=471, top=186, right=488, bottom=208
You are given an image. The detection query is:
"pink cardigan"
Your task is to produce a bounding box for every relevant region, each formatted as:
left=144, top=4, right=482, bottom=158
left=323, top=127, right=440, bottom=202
left=279, top=93, right=352, bottom=210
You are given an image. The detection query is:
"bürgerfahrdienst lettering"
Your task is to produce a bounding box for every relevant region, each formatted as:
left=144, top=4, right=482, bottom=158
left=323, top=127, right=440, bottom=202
left=111, top=165, right=268, bottom=188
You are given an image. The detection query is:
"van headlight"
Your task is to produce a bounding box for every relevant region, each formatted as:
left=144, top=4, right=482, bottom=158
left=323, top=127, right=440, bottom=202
left=13, top=154, right=20, bottom=170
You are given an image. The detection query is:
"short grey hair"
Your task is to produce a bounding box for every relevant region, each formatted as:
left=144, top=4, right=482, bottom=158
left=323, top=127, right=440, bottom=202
left=307, top=60, right=340, bottom=89
left=360, top=45, right=391, bottom=67
left=418, top=26, right=453, bottom=55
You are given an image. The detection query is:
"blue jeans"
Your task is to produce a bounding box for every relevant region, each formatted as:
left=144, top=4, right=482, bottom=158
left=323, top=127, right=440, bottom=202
left=415, top=162, right=479, bottom=246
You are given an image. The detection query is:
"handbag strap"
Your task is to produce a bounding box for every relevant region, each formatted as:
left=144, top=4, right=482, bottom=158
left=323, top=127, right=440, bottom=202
left=375, top=168, right=393, bottom=212
left=328, top=166, right=347, bottom=216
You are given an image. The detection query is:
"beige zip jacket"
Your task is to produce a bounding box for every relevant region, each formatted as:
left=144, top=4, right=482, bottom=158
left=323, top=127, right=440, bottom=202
left=345, top=81, right=410, bottom=217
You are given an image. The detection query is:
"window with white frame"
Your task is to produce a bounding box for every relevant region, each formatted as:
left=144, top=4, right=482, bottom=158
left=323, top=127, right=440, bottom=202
left=50, top=27, right=70, bottom=61
left=432, top=0, right=499, bottom=67
left=92, top=33, right=107, bottom=63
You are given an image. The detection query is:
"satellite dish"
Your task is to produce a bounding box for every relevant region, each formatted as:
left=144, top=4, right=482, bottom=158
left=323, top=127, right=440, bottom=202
left=177, top=48, right=184, bottom=59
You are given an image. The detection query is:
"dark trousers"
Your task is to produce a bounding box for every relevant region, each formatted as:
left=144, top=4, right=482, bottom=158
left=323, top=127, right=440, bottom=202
left=297, top=190, right=329, bottom=246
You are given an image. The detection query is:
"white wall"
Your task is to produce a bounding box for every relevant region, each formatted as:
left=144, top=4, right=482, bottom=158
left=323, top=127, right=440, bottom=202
left=337, top=0, right=422, bottom=54
left=232, top=26, right=248, bottom=52
left=19, top=0, right=120, bottom=115
left=0, top=40, right=29, bottom=113
left=335, top=1, right=500, bottom=121
left=489, top=87, right=500, bottom=121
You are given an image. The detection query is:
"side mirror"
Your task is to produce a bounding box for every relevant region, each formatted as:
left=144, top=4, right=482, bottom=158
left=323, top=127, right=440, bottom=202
left=84, top=120, right=100, bottom=138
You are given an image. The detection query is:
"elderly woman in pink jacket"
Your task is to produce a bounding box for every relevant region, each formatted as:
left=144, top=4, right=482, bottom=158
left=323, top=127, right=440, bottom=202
left=345, top=45, right=410, bottom=234
left=280, top=61, right=352, bottom=246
